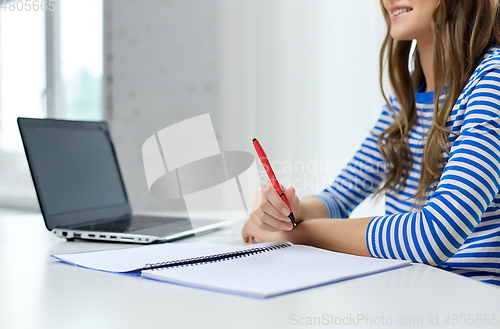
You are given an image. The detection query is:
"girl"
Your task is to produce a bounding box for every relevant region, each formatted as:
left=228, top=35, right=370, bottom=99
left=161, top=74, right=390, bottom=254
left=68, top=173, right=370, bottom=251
left=242, top=0, right=500, bottom=286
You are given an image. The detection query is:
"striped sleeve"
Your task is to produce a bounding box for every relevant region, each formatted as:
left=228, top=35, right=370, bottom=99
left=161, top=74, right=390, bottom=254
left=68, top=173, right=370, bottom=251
left=367, top=67, right=500, bottom=265
left=313, top=103, right=394, bottom=218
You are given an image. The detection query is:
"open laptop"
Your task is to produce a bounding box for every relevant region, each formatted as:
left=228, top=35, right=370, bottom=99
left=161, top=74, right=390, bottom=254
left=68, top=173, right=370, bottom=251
left=17, top=117, right=228, bottom=244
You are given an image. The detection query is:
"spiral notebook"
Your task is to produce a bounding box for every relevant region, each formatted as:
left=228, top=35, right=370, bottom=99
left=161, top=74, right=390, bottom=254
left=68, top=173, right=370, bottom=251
left=52, top=241, right=411, bottom=298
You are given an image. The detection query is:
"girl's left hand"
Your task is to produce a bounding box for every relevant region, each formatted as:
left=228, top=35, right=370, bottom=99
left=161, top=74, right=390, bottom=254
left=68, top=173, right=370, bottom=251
left=242, top=215, right=284, bottom=243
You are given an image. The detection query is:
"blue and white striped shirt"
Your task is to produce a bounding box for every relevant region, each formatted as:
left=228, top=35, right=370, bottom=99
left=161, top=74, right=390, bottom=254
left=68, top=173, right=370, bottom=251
left=315, top=45, right=500, bottom=286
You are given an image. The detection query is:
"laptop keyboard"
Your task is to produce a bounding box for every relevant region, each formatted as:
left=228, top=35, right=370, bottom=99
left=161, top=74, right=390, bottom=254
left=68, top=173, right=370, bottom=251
left=72, top=216, right=191, bottom=233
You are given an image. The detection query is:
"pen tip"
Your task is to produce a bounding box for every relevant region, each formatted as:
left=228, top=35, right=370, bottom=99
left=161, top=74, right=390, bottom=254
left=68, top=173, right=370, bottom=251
left=252, top=138, right=257, bottom=142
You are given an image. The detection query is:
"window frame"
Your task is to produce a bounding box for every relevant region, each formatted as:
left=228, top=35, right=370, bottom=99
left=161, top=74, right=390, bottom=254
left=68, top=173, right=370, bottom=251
left=0, top=5, right=103, bottom=210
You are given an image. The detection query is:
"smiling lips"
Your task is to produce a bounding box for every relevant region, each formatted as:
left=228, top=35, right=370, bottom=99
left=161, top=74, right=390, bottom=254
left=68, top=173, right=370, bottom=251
left=391, top=7, right=412, bottom=20
left=393, top=8, right=412, bottom=15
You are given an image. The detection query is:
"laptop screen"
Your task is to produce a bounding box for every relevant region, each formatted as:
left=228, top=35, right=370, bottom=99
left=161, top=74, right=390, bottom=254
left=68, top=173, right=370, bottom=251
left=18, top=118, right=130, bottom=230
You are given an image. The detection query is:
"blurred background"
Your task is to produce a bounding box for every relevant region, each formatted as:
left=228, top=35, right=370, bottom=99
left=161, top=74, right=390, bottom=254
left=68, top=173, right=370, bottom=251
left=0, top=0, right=388, bottom=218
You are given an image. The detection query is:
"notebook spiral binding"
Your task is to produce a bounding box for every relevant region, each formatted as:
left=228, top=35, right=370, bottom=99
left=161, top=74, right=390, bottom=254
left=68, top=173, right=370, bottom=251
left=142, top=242, right=292, bottom=271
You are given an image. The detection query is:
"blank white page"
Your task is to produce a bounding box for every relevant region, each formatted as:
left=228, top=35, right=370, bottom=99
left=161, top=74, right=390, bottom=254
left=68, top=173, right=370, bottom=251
left=142, top=245, right=410, bottom=298
left=52, top=242, right=263, bottom=273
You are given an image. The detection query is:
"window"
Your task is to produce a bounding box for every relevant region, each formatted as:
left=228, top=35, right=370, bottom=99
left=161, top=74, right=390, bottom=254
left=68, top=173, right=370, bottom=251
left=0, top=9, right=46, bottom=195
left=59, top=0, right=102, bottom=120
left=0, top=1, right=102, bottom=208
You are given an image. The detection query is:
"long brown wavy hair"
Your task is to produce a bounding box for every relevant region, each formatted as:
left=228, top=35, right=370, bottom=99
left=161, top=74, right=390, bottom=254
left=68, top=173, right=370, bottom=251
left=377, top=0, right=500, bottom=203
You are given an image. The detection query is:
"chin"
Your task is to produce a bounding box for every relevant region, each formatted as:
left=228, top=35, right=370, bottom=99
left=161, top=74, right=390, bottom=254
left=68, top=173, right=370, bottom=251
left=390, top=30, right=414, bottom=41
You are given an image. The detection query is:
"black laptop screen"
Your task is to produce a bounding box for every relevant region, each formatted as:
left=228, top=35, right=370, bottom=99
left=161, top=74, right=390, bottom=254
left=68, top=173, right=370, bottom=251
left=20, top=120, right=129, bottom=229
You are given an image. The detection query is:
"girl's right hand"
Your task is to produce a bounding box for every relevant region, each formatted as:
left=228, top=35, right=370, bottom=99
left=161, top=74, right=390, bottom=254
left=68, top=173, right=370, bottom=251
left=246, top=181, right=301, bottom=233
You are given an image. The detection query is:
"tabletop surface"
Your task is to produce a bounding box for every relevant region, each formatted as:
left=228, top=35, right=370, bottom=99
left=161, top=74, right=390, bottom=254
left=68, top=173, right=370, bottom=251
left=1, top=208, right=499, bottom=329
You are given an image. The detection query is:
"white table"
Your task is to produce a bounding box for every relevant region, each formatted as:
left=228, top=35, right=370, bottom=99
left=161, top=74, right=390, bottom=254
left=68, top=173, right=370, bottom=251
left=1, top=209, right=499, bottom=329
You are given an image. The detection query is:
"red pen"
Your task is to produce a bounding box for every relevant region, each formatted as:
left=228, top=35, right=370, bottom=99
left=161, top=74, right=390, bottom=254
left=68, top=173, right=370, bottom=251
left=252, top=138, right=297, bottom=227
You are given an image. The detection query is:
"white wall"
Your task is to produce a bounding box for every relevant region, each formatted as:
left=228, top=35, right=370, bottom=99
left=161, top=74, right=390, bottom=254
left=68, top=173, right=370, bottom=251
left=216, top=0, right=388, bottom=217
left=106, top=0, right=388, bottom=217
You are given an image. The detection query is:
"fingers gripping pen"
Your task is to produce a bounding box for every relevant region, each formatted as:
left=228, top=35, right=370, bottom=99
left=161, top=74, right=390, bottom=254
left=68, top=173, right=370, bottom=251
left=252, top=138, right=297, bottom=227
